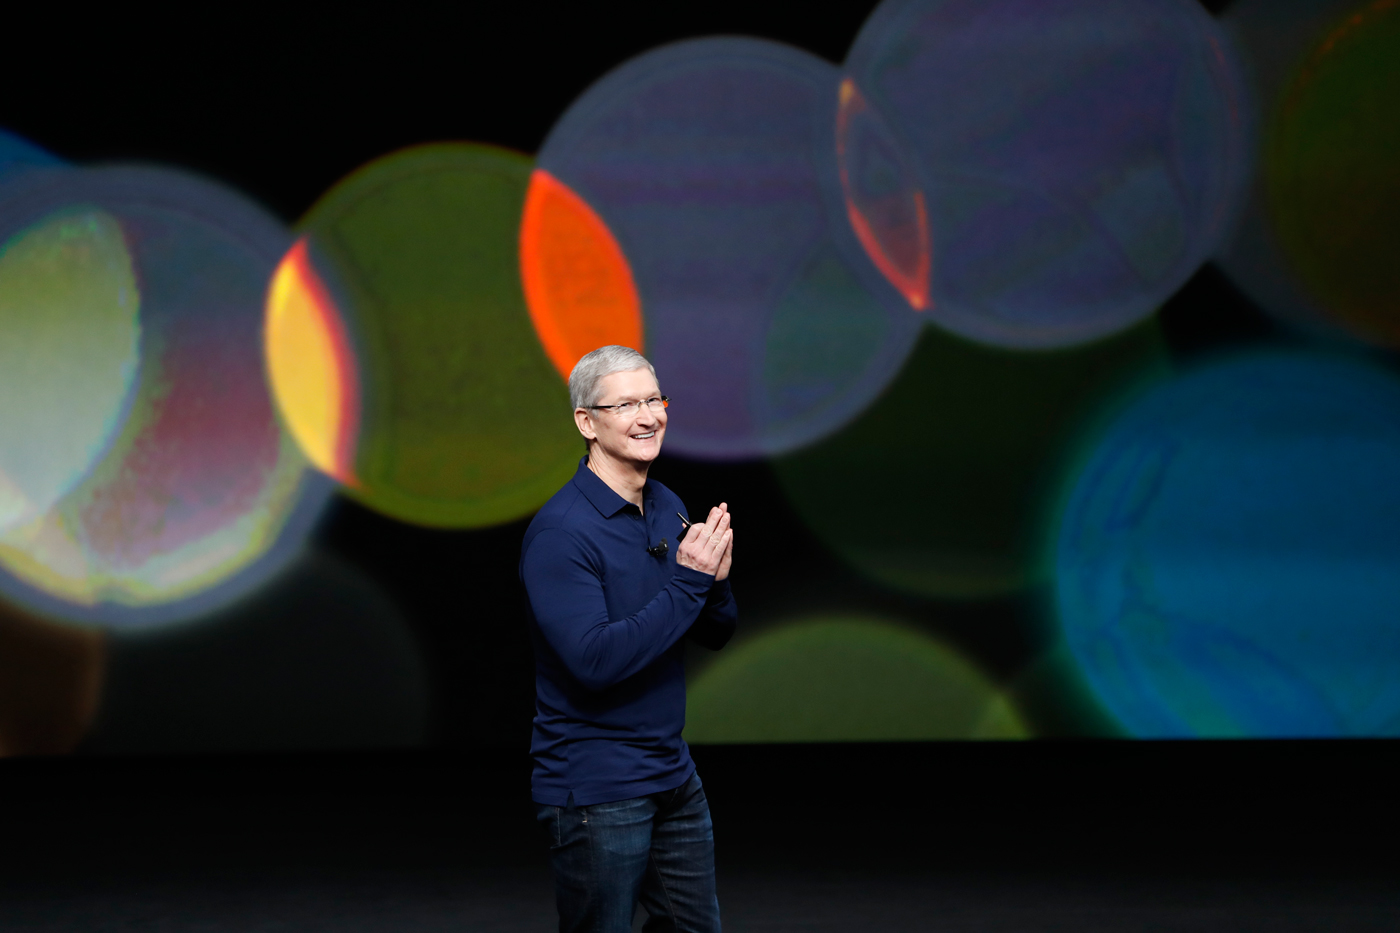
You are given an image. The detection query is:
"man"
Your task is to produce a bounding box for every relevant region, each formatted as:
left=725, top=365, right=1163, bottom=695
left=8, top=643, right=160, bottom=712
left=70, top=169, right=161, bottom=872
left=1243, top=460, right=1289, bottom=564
left=520, top=344, right=736, bottom=933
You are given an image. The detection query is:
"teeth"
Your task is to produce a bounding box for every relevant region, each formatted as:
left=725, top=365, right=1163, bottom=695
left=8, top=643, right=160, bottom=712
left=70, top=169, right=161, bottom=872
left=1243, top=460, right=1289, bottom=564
left=632, top=432, right=655, bottom=439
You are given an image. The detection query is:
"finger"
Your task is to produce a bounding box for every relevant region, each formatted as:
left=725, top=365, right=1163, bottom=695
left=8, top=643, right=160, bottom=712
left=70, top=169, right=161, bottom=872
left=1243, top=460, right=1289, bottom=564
left=703, top=505, right=722, bottom=535
left=703, top=525, right=722, bottom=558
left=707, top=513, right=731, bottom=554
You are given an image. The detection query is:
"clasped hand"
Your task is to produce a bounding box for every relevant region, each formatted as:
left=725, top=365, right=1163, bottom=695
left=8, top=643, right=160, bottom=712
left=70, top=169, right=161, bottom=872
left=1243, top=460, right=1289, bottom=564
left=676, top=503, right=733, bottom=581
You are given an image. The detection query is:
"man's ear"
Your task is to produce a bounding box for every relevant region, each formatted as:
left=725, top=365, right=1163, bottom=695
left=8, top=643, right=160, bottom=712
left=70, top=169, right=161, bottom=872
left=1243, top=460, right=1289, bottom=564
left=574, top=408, right=597, bottom=441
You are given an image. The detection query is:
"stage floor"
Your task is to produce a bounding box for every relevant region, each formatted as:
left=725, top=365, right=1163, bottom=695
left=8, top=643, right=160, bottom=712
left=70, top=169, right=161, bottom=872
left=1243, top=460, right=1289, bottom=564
left=3, top=862, right=1399, bottom=932
left=3, top=743, right=1397, bottom=931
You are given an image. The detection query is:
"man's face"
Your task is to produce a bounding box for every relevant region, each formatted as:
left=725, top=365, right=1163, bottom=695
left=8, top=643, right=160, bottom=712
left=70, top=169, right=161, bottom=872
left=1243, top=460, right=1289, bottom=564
left=575, top=367, right=667, bottom=466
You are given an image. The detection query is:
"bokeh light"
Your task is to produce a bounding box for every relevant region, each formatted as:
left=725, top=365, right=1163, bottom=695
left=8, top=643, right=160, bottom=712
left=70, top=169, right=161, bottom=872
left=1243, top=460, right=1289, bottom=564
left=266, top=238, right=359, bottom=485
left=1054, top=350, right=1400, bottom=737
left=773, top=321, right=1168, bottom=600
left=270, top=143, right=581, bottom=528
left=0, top=165, right=331, bottom=626
left=0, top=201, right=141, bottom=531
left=845, top=0, right=1245, bottom=348
left=0, top=599, right=103, bottom=756
left=1220, top=0, right=1399, bottom=347
left=519, top=168, right=643, bottom=381
left=0, top=139, right=131, bottom=534
left=537, top=37, right=922, bottom=460
left=835, top=78, right=932, bottom=312
left=0, top=128, right=60, bottom=178
left=82, top=552, right=428, bottom=754
left=1268, top=0, right=1400, bottom=345
left=685, top=615, right=1027, bottom=742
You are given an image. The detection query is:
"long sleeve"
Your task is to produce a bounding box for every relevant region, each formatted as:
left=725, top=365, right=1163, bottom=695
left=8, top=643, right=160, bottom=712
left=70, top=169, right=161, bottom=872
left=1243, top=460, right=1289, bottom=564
left=686, top=579, right=737, bottom=650
left=523, top=528, right=716, bottom=692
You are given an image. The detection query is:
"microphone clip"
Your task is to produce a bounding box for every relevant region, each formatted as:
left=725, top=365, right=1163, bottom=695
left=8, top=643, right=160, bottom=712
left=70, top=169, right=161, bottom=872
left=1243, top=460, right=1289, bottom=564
left=646, top=537, right=669, bottom=558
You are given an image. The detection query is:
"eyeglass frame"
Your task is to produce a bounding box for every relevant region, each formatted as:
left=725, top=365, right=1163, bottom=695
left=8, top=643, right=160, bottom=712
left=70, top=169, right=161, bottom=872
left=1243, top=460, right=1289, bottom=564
left=585, top=396, right=670, bottom=416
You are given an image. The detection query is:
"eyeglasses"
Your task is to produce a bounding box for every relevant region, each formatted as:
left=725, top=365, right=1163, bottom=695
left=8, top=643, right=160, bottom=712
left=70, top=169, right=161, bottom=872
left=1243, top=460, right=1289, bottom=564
left=587, top=396, right=669, bottom=416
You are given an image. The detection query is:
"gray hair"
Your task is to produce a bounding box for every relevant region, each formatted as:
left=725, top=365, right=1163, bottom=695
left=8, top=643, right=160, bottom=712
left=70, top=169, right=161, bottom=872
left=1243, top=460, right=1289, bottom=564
left=568, top=345, right=657, bottom=411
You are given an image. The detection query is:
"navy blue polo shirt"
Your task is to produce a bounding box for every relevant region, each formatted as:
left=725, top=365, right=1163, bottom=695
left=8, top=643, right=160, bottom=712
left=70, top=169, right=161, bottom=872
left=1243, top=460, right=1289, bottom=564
left=520, top=457, right=738, bottom=806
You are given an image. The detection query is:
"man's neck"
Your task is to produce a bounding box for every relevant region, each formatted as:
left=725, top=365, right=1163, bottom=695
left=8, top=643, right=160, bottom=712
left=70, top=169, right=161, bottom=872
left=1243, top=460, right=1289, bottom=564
left=587, top=449, right=649, bottom=512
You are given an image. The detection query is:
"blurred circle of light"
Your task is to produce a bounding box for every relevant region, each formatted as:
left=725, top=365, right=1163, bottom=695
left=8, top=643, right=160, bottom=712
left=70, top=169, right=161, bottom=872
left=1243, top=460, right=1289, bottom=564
left=684, top=615, right=1027, bottom=743
left=536, top=37, right=923, bottom=460
left=0, top=128, right=61, bottom=177
left=773, top=321, right=1168, bottom=600
left=1227, top=0, right=1400, bottom=347
left=1219, top=0, right=1398, bottom=347
left=518, top=168, right=644, bottom=381
left=835, top=77, right=932, bottom=312
left=266, top=239, right=358, bottom=485
left=82, top=552, right=428, bottom=755
left=844, top=0, right=1246, bottom=349
left=0, top=147, right=143, bottom=533
left=0, top=165, right=332, bottom=627
left=266, top=143, right=582, bottom=528
left=1053, top=351, right=1400, bottom=738
left=0, top=599, right=104, bottom=756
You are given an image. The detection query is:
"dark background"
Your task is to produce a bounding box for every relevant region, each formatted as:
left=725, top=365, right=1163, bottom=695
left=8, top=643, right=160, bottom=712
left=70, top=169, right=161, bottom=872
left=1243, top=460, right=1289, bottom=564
left=1, top=0, right=1395, bottom=905
left=6, top=0, right=906, bottom=752
left=2, top=0, right=1269, bottom=752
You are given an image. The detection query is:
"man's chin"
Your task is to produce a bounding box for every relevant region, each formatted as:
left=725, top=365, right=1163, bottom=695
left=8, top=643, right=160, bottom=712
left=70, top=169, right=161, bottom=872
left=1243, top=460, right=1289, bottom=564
left=628, top=444, right=662, bottom=464
left=625, top=436, right=663, bottom=461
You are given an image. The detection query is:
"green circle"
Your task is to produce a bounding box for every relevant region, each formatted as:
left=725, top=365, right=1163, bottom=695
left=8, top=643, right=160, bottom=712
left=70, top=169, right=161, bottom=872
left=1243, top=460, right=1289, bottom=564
left=772, top=321, right=1168, bottom=599
left=302, top=143, right=579, bottom=528
left=0, top=208, right=140, bottom=530
left=684, top=615, right=1027, bottom=743
left=1268, top=2, right=1400, bottom=345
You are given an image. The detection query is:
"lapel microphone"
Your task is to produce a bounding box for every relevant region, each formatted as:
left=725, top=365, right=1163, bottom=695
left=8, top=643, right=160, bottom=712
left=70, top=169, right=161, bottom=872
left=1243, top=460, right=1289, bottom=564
left=649, top=512, right=693, bottom=556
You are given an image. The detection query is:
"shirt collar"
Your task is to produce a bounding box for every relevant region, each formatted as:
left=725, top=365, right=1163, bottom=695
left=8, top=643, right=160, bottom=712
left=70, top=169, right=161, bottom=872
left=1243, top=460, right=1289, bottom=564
left=572, top=456, right=650, bottom=518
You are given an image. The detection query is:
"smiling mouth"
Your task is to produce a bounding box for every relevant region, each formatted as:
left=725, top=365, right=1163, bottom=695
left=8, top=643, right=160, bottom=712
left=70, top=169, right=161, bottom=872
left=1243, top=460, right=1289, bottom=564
left=631, top=431, right=656, bottom=440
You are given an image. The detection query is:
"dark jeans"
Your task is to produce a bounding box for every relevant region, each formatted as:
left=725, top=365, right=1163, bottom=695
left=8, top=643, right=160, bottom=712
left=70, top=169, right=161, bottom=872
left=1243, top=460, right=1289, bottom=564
left=535, top=771, right=721, bottom=933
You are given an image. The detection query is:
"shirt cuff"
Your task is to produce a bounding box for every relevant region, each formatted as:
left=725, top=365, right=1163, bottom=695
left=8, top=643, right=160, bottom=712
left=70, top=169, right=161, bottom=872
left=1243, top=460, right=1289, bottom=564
left=673, top=563, right=716, bottom=588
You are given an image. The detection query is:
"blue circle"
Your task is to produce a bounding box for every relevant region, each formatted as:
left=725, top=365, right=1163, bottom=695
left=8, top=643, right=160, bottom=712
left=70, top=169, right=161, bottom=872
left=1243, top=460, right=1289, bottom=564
left=0, top=127, right=61, bottom=179
left=1054, top=350, right=1400, bottom=737
left=846, top=0, right=1247, bottom=348
left=539, top=37, right=921, bottom=460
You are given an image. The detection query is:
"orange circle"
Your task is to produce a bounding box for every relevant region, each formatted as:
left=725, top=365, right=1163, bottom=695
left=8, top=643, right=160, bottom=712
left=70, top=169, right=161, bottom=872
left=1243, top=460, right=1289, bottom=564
left=519, top=169, right=644, bottom=380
